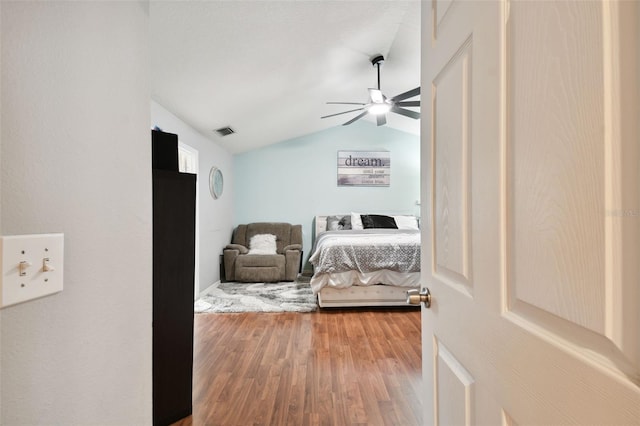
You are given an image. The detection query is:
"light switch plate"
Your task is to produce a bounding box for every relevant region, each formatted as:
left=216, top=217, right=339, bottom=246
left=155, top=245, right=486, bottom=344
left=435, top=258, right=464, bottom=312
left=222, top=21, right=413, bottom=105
left=0, top=234, right=64, bottom=308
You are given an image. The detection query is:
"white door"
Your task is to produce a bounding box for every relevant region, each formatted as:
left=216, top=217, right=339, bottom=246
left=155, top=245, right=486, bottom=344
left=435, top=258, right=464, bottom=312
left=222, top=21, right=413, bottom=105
left=419, top=0, right=640, bottom=424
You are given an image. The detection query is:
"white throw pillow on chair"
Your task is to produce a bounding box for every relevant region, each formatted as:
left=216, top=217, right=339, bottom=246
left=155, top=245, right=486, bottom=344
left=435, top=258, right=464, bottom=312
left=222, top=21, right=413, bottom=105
left=248, top=234, right=278, bottom=254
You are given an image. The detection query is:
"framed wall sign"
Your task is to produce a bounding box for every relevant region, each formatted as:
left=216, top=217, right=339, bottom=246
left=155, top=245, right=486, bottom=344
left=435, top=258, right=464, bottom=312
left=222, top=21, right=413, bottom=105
left=337, top=150, right=390, bottom=187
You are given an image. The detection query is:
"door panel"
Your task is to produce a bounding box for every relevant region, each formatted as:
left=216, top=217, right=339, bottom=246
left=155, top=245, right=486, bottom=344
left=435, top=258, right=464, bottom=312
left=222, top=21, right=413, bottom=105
left=507, top=0, right=606, bottom=334
left=504, top=0, right=638, bottom=382
left=421, top=0, right=640, bottom=424
left=433, top=0, right=455, bottom=41
left=434, top=338, right=475, bottom=426
left=432, top=36, right=473, bottom=292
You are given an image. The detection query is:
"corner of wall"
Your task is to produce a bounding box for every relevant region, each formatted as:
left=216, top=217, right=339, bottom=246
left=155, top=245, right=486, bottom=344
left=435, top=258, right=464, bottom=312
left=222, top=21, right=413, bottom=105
left=151, top=100, right=235, bottom=293
left=0, top=0, right=4, bottom=419
left=233, top=123, right=421, bottom=262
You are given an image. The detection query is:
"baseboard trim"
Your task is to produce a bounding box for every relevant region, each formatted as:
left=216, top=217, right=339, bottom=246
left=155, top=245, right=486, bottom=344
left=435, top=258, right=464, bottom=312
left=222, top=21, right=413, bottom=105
left=199, top=281, right=219, bottom=298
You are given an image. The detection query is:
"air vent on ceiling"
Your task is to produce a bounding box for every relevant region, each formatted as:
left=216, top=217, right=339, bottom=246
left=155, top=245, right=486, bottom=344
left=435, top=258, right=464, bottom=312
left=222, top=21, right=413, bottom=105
left=215, top=126, right=235, bottom=137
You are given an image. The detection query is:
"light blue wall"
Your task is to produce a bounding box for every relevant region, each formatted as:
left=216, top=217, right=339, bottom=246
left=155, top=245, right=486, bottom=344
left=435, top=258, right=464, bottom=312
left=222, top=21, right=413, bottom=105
left=234, top=121, right=420, bottom=270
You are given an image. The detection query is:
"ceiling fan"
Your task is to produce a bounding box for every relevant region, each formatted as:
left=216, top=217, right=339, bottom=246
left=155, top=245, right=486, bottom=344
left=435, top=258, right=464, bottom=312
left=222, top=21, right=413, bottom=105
left=321, top=54, right=420, bottom=126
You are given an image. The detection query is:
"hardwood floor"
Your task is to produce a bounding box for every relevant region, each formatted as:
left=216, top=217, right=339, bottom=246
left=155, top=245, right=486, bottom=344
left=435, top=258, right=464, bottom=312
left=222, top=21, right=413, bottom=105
left=172, top=308, right=422, bottom=426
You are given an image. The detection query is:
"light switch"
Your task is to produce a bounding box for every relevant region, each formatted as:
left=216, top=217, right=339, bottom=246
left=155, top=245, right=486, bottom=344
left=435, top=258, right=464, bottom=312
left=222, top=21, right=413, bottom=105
left=0, top=234, right=64, bottom=308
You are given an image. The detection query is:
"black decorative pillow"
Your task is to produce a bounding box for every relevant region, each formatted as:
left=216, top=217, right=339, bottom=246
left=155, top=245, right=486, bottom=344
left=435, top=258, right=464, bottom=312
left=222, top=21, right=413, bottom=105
left=361, top=214, right=398, bottom=229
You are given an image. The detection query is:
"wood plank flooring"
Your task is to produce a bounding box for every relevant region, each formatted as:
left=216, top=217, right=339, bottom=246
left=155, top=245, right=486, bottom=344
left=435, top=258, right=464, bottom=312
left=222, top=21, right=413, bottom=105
left=172, top=308, right=422, bottom=426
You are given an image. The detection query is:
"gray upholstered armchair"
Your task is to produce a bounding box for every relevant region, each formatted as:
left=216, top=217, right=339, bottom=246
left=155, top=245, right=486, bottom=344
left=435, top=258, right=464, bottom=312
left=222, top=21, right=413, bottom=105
left=223, top=222, right=303, bottom=282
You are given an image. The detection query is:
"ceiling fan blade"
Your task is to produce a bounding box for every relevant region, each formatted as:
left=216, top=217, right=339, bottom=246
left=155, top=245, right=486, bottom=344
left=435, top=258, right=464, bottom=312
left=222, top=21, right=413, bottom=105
left=321, top=107, right=365, bottom=119
left=391, top=106, right=421, bottom=120
left=396, top=100, right=420, bottom=107
left=343, top=111, right=369, bottom=126
left=391, top=87, right=420, bottom=102
left=376, top=114, right=387, bottom=126
left=327, top=102, right=366, bottom=105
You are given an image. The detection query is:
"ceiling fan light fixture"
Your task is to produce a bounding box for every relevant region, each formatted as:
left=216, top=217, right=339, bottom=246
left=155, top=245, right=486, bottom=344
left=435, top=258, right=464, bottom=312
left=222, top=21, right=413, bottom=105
left=369, top=88, right=385, bottom=103
left=368, top=102, right=391, bottom=115
left=321, top=54, right=420, bottom=126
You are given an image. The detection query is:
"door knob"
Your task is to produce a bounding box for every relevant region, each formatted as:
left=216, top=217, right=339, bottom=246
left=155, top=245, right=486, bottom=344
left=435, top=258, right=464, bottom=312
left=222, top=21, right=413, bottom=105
left=407, top=288, right=431, bottom=308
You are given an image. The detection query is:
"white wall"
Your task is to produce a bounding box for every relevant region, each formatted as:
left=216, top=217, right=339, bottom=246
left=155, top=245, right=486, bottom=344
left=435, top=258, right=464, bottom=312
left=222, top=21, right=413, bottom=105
left=234, top=121, right=420, bottom=270
left=151, top=101, right=234, bottom=292
left=1, top=2, right=152, bottom=424
left=0, top=1, right=3, bottom=417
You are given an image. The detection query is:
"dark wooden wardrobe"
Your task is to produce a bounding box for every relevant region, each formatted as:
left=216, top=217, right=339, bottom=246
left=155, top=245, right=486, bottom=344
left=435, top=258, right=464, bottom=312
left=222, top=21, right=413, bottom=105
left=152, top=130, right=196, bottom=426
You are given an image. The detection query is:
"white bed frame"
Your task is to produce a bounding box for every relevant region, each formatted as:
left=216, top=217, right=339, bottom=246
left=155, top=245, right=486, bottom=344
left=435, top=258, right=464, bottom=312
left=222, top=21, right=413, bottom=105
left=317, top=285, right=415, bottom=308
left=312, top=215, right=420, bottom=308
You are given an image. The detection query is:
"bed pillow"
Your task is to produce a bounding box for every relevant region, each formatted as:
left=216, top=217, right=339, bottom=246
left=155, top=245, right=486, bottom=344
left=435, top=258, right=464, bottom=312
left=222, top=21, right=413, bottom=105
left=326, top=215, right=352, bottom=231
left=361, top=214, right=398, bottom=229
left=338, top=215, right=352, bottom=230
left=351, top=212, right=364, bottom=230
left=394, top=215, right=419, bottom=230
left=326, top=216, right=342, bottom=231
left=248, top=234, right=278, bottom=254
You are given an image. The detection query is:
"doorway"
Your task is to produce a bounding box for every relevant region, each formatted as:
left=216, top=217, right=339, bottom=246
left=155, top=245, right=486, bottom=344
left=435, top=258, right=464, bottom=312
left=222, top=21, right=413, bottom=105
left=178, top=142, right=200, bottom=299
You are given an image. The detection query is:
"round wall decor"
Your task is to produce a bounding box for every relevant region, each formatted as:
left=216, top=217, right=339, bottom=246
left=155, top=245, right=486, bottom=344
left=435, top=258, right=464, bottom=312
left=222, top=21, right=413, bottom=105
left=209, top=167, right=223, bottom=199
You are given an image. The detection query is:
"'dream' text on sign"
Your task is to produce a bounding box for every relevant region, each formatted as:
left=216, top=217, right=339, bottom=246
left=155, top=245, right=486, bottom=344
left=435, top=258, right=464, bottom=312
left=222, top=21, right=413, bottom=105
left=337, top=151, right=390, bottom=187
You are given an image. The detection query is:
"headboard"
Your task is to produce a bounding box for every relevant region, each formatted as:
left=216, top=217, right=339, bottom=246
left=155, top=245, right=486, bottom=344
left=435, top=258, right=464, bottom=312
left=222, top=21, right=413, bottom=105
left=314, top=214, right=348, bottom=237
left=314, top=213, right=419, bottom=241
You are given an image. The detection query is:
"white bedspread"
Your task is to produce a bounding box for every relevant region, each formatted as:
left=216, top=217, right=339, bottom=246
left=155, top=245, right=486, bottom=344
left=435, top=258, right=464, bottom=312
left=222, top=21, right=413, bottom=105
left=309, top=229, right=421, bottom=294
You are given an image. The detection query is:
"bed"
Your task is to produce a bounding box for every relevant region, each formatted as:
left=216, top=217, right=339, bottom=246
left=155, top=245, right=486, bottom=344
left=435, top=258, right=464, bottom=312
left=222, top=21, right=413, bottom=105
left=309, top=213, right=421, bottom=308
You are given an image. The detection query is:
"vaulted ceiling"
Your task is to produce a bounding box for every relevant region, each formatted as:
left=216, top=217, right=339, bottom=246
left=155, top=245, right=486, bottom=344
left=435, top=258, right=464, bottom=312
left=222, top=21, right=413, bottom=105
left=150, top=1, right=421, bottom=154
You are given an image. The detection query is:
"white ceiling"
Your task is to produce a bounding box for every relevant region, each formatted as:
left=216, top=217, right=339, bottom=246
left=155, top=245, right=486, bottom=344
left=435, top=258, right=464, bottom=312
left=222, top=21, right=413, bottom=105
left=150, top=1, right=421, bottom=154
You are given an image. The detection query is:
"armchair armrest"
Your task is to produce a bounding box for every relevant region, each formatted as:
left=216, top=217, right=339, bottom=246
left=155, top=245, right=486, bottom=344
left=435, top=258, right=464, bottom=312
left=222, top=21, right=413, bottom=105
left=283, top=244, right=302, bottom=252
left=223, top=245, right=247, bottom=282
left=284, top=247, right=302, bottom=281
left=225, top=243, right=249, bottom=254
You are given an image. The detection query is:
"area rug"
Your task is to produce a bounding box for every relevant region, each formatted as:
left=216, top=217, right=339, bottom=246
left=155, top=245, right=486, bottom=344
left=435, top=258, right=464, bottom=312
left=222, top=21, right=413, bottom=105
left=195, top=279, right=318, bottom=313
